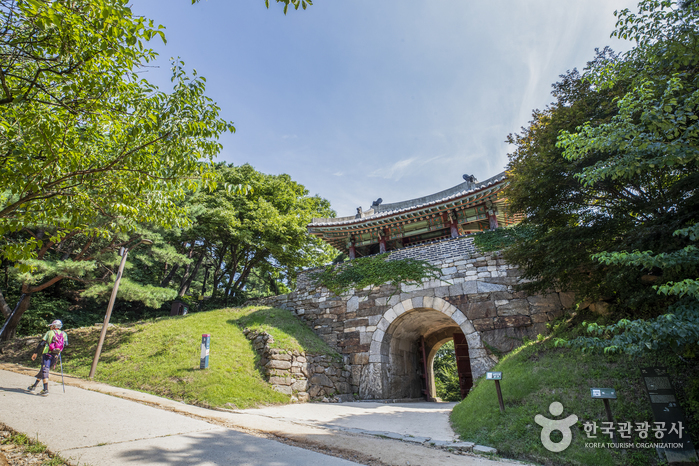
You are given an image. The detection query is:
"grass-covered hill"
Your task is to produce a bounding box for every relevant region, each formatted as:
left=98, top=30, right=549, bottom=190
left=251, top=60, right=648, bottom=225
left=0, top=306, right=337, bottom=409
left=451, top=313, right=699, bottom=466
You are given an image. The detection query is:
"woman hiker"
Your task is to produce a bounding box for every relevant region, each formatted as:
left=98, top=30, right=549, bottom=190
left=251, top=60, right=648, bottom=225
left=27, top=320, right=68, bottom=396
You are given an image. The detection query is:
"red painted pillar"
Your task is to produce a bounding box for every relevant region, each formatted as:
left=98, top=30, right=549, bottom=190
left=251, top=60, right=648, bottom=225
left=448, top=212, right=459, bottom=238
left=379, top=230, right=387, bottom=253
left=349, top=243, right=356, bottom=260
left=488, top=210, right=499, bottom=229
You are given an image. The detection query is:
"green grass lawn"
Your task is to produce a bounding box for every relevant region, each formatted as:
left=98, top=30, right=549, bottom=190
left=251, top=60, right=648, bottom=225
left=451, top=320, right=699, bottom=466
left=1, top=306, right=337, bottom=409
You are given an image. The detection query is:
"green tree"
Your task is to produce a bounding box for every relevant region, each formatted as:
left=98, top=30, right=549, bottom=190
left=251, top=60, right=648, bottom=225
left=0, top=1, right=234, bottom=262
left=433, top=341, right=460, bottom=402
left=0, top=0, right=233, bottom=339
left=163, top=164, right=336, bottom=304
left=501, top=0, right=699, bottom=354
left=555, top=0, right=699, bottom=354
left=0, top=223, right=182, bottom=340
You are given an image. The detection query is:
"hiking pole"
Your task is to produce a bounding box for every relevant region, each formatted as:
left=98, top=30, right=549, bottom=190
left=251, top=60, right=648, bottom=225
left=59, top=353, right=65, bottom=393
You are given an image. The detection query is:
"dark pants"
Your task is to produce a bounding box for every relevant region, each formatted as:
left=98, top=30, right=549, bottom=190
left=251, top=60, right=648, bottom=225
left=36, top=353, right=56, bottom=380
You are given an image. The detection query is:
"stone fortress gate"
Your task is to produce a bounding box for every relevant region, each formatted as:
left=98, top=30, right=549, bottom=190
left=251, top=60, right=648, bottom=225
left=252, top=172, right=572, bottom=400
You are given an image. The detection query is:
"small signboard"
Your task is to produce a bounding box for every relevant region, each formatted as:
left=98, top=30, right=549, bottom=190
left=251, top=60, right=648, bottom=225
left=590, top=388, right=617, bottom=399
left=641, top=367, right=697, bottom=463
left=486, top=371, right=502, bottom=380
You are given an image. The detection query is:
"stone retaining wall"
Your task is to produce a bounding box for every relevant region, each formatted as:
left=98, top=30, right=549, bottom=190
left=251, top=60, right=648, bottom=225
left=243, top=328, right=353, bottom=402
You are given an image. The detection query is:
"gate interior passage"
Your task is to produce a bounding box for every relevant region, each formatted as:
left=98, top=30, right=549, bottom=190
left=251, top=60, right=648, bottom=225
left=453, top=333, right=473, bottom=398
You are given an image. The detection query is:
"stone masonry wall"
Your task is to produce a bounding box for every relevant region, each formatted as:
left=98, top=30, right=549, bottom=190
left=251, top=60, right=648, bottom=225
left=243, top=328, right=354, bottom=402
left=250, top=235, right=574, bottom=399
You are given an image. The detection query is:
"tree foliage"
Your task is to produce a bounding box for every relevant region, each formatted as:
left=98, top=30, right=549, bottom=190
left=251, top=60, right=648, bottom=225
left=504, top=0, right=699, bottom=354
left=0, top=0, right=235, bottom=265
left=310, top=254, right=442, bottom=297
left=433, top=340, right=461, bottom=401
left=172, top=163, right=336, bottom=303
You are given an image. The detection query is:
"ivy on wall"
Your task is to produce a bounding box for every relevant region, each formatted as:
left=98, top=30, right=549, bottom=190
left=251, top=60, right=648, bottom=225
left=472, top=225, right=536, bottom=252
left=310, top=254, right=441, bottom=297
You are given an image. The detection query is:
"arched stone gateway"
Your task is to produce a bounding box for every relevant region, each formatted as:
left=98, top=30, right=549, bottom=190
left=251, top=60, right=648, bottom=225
left=251, top=236, right=573, bottom=401
left=360, top=296, right=492, bottom=399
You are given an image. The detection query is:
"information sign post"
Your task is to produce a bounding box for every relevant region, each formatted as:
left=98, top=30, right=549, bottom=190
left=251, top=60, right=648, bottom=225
left=486, top=371, right=504, bottom=413
left=200, top=334, right=210, bottom=369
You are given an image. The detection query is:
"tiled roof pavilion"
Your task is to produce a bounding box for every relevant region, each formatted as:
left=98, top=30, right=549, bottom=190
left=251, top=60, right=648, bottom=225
left=308, top=171, right=520, bottom=258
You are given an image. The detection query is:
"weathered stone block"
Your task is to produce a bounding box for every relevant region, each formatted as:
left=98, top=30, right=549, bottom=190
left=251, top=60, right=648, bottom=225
left=466, top=301, right=496, bottom=320
left=273, top=385, right=293, bottom=395
left=266, top=360, right=292, bottom=370
left=270, top=353, right=292, bottom=361
left=310, top=373, right=334, bottom=388
left=482, top=328, right=523, bottom=353
left=559, top=292, right=575, bottom=309
left=434, top=286, right=450, bottom=297
left=461, top=280, right=478, bottom=294
left=448, top=283, right=464, bottom=296
left=527, top=294, right=562, bottom=312
left=530, top=312, right=549, bottom=323
left=473, top=318, right=494, bottom=331
left=495, top=299, right=530, bottom=316
left=335, top=382, right=351, bottom=394
left=493, top=315, right=532, bottom=329
left=346, top=296, right=358, bottom=314
left=339, top=337, right=360, bottom=347
left=477, top=281, right=508, bottom=293
left=466, top=331, right=482, bottom=350
left=308, top=385, right=322, bottom=398
left=269, top=376, right=293, bottom=386
left=492, top=291, right=514, bottom=301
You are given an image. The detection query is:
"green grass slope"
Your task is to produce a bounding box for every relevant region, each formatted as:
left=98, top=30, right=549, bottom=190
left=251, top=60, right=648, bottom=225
left=0, top=306, right=337, bottom=409
left=451, top=320, right=699, bottom=466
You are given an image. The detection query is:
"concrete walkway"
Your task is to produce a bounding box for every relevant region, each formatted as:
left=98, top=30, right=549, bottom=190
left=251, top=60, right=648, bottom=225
left=236, top=401, right=459, bottom=442
left=0, top=369, right=356, bottom=466
left=0, top=366, right=525, bottom=466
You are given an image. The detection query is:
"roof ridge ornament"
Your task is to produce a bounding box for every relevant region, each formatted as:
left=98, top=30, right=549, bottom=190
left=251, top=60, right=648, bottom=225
left=463, top=174, right=477, bottom=183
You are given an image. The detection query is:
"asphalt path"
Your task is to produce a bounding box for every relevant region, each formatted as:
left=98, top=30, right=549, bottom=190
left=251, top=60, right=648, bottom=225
left=0, top=369, right=357, bottom=466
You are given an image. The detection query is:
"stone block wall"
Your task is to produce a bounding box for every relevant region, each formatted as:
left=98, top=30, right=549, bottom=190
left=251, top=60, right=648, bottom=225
left=250, top=235, right=573, bottom=400
left=243, top=328, right=353, bottom=402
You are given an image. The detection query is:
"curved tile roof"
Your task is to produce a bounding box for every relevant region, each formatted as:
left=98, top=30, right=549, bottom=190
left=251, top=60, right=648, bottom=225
left=310, top=171, right=507, bottom=227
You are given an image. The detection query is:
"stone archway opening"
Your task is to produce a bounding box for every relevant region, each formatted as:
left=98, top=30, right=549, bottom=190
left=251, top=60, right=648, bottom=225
left=361, top=296, right=492, bottom=400
left=381, top=307, right=470, bottom=400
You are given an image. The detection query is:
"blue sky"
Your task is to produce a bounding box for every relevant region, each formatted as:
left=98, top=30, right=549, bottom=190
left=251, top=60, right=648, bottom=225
left=132, top=0, right=638, bottom=217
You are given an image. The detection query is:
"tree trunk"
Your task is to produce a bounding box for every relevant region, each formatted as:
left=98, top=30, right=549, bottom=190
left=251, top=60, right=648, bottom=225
left=0, top=294, right=31, bottom=342
left=224, top=272, right=236, bottom=305
left=160, top=263, right=180, bottom=288
left=177, top=247, right=195, bottom=293
left=179, top=252, right=204, bottom=297
left=211, top=254, right=225, bottom=297
left=0, top=288, right=11, bottom=319
left=268, top=271, right=280, bottom=296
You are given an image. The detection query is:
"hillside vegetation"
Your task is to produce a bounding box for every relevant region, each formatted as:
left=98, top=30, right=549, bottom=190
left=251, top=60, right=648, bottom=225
left=0, top=306, right=336, bottom=409
left=451, top=313, right=699, bottom=466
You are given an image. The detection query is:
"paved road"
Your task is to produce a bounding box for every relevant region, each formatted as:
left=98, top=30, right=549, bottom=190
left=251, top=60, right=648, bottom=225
left=236, top=401, right=459, bottom=441
left=0, top=369, right=357, bottom=466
